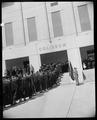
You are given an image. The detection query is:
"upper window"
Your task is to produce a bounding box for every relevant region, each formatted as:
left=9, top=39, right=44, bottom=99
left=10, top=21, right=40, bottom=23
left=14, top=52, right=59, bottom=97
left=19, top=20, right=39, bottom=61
left=51, top=11, right=63, bottom=37
left=78, top=4, right=91, bottom=32
left=27, top=17, right=37, bottom=42
left=2, top=2, right=14, bottom=8
left=5, top=22, right=14, bottom=46
left=51, top=2, right=58, bottom=7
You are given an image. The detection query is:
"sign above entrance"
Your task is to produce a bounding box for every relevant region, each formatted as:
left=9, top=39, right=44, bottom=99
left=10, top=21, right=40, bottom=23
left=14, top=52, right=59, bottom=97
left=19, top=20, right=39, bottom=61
left=37, top=42, right=66, bottom=54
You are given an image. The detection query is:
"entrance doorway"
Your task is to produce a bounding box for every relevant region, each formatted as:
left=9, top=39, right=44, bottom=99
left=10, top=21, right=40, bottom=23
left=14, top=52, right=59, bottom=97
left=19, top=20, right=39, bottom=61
left=80, top=45, right=95, bottom=70
left=40, top=50, right=69, bottom=72
left=5, top=56, right=29, bottom=70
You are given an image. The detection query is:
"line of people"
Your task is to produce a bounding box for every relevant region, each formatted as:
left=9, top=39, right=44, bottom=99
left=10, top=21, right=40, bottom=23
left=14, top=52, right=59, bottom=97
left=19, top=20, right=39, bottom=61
left=3, top=63, right=63, bottom=108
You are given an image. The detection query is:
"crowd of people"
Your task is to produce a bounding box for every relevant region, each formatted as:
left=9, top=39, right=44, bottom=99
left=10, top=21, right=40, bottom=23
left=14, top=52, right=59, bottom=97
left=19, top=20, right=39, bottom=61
left=3, top=62, right=66, bottom=108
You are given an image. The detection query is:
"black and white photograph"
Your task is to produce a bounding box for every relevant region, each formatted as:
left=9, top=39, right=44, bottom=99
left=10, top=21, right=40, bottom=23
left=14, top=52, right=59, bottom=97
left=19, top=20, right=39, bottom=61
left=2, top=1, right=95, bottom=118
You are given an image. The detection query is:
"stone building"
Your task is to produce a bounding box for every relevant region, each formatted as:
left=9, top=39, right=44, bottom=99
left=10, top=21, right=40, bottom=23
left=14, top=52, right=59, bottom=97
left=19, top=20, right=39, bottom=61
left=2, top=2, right=94, bottom=83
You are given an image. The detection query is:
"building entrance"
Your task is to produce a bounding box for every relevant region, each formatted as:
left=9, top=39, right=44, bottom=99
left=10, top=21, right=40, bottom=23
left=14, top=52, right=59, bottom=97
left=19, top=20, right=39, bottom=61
left=5, top=56, right=29, bottom=70
left=80, top=45, right=95, bottom=70
left=40, top=50, right=69, bottom=72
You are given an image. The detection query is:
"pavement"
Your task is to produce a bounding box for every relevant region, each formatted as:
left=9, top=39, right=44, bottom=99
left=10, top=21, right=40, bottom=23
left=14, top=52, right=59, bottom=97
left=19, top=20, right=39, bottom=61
left=3, top=73, right=95, bottom=118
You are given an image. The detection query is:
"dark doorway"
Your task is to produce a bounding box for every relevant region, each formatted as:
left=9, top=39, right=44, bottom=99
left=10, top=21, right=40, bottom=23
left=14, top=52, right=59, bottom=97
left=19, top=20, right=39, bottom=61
left=40, top=50, right=69, bottom=72
left=80, top=45, right=95, bottom=70
left=5, top=56, right=29, bottom=70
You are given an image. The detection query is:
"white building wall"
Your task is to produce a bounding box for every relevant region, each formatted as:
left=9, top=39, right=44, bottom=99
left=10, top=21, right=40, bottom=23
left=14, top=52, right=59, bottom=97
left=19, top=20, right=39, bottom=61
left=60, top=2, right=76, bottom=36
left=76, top=31, right=94, bottom=48
left=22, top=2, right=49, bottom=43
left=46, top=2, right=76, bottom=39
left=2, top=3, right=25, bottom=47
left=2, top=2, right=94, bottom=78
left=73, top=2, right=94, bottom=34
left=2, top=26, right=6, bottom=49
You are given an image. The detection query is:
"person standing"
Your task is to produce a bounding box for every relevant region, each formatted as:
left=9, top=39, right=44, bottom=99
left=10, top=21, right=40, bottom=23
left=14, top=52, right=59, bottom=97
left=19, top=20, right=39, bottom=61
left=83, top=62, right=86, bottom=70
left=30, top=65, right=34, bottom=74
left=30, top=72, right=36, bottom=96
left=73, top=67, right=79, bottom=85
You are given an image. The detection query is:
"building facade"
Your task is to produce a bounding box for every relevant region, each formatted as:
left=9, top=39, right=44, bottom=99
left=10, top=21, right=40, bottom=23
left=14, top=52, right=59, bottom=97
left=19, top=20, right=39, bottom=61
left=2, top=2, right=94, bottom=83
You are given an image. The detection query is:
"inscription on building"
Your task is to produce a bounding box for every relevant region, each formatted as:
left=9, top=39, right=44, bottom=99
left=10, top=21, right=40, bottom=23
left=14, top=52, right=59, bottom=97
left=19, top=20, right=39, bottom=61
left=39, top=43, right=66, bottom=52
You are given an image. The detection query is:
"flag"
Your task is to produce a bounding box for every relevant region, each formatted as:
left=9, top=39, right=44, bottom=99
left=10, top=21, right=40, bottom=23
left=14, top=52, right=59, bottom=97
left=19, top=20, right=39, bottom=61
left=82, top=71, right=86, bottom=80
left=68, top=61, right=75, bottom=80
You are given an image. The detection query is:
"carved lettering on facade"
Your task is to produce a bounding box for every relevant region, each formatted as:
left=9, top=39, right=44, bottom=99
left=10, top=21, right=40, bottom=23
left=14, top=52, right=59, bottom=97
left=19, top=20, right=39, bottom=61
left=38, top=43, right=66, bottom=52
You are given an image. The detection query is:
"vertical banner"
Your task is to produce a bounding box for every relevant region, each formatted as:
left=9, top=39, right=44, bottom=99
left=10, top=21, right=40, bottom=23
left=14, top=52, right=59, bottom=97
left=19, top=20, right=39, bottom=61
left=68, top=61, right=75, bottom=80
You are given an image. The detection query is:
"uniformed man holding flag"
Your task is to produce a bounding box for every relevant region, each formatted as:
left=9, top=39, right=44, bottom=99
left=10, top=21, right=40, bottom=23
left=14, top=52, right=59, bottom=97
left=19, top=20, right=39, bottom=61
left=68, top=61, right=86, bottom=85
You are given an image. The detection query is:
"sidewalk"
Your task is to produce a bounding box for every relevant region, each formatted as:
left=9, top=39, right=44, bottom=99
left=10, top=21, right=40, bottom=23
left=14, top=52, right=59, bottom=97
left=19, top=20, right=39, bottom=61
left=67, top=82, right=95, bottom=117
left=3, top=78, right=95, bottom=118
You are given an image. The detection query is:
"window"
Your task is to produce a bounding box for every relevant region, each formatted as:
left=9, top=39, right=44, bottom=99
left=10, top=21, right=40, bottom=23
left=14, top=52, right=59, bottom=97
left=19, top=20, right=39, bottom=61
left=78, top=4, right=91, bottom=32
left=27, top=17, right=37, bottom=42
left=51, top=2, right=58, bottom=6
left=2, top=2, right=14, bottom=8
left=51, top=11, right=63, bottom=37
left=5, top=22, right=14, bottom=46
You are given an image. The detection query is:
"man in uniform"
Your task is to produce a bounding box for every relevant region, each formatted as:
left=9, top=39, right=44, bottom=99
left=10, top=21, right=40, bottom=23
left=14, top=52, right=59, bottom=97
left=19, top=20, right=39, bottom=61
left=10, top=75, right=18, bottom=105
left=33, top=71, right=41, bottom=93
left=73, top=67, right=79, bottom=85
left=42, top=70, right=48, bottom=91
left=3, top=78, right=12, bottom=107
left=16, top=69, right=24, bottom=102
left=30, top=72, right=37, bottom=97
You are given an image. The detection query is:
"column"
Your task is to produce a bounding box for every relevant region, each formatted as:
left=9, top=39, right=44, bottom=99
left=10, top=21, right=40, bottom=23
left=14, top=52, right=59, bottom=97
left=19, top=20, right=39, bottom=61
left=67, top=47, right=84, bottom=83
left=29, top=54, right=41, bottom=72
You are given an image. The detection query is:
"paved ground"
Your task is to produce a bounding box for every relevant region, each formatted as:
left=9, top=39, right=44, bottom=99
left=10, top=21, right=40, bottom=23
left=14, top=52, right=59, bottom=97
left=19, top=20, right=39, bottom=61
left=3, top=74, right=95, bottom=118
